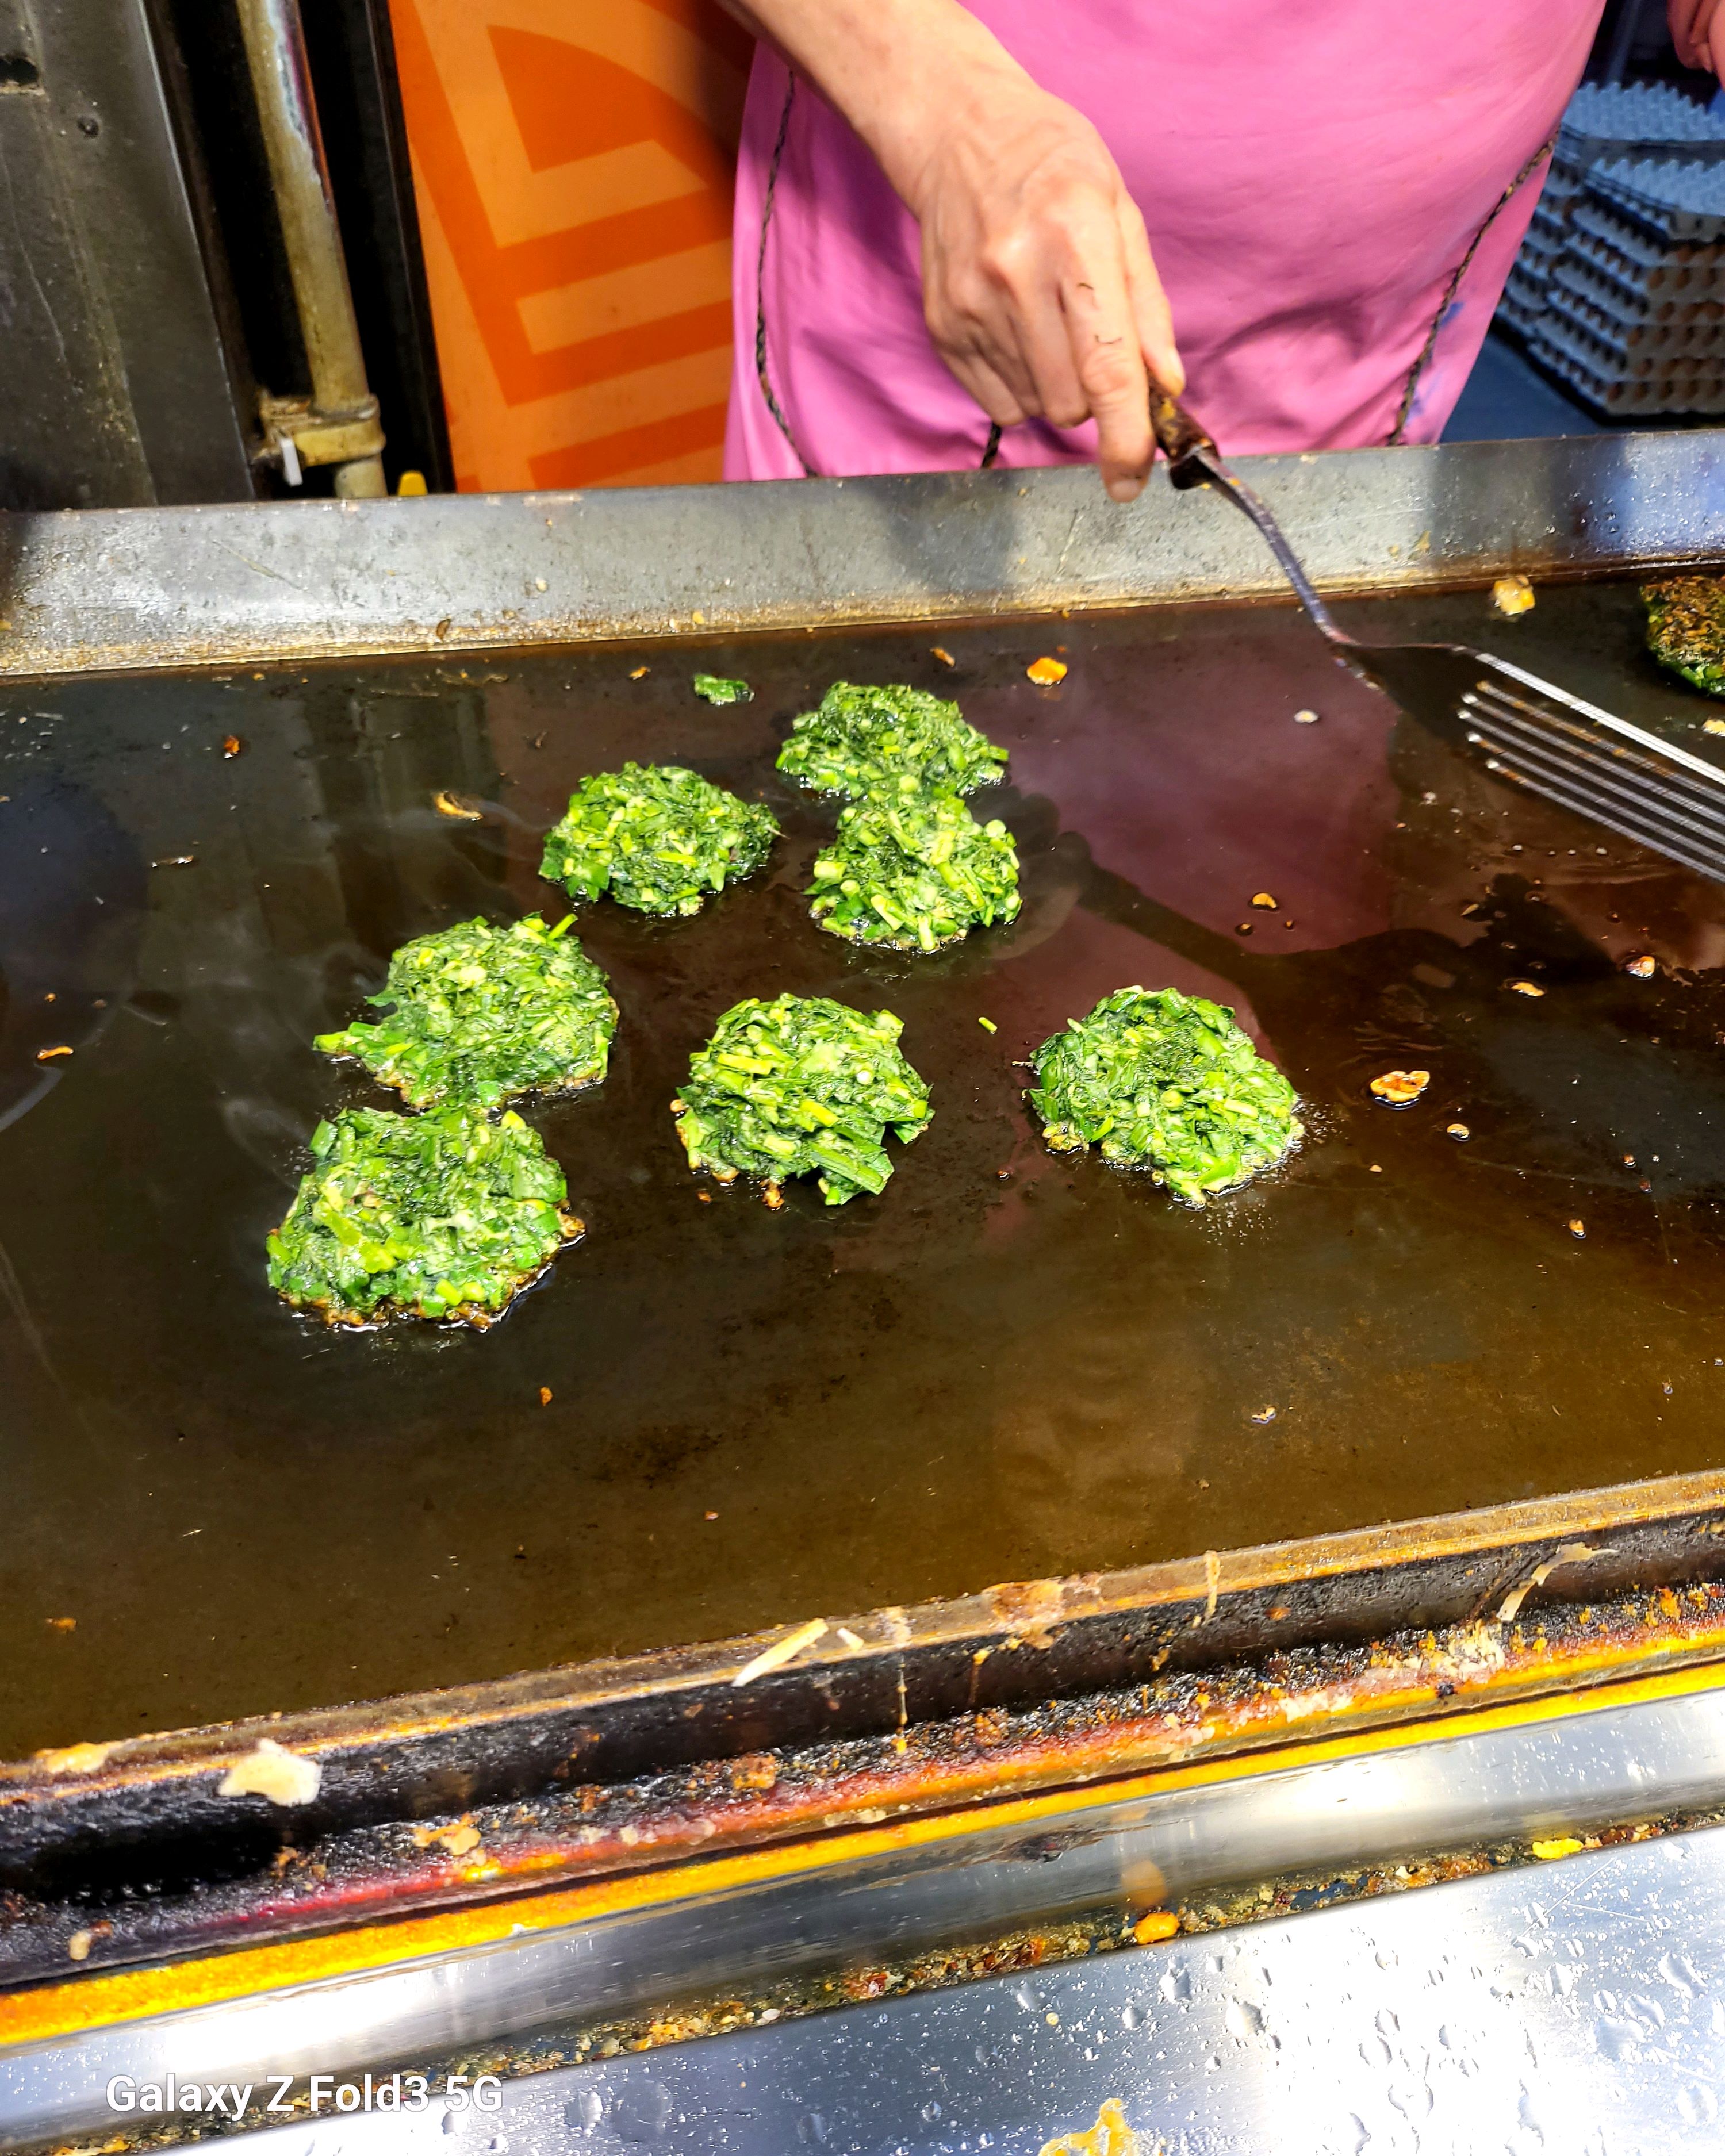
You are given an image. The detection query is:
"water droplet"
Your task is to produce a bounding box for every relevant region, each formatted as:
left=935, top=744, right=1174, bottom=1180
left=1360, top=2036, right=1392, bottom=2068
left=565, top=2093, right=603, bottom=2132
left=1375, top=2007, right=1400, bottom=2039
left=1679, top=2087, right=1719, bottom=2126
left=1225, top=1999, right=1263, bottom=2040
left=1375, top=1948, right=1398, bottom=1970
left=1659, top=1952, right=1700, bottom=1999
left=921, top=2103, right=943, bottom=2124
left=1159, top=1968, right=1191, bottom=2004
left=487, top=2139, right=508, bottom=2154
left=1011, top=1982, right=1043, bottom=2012
left=613, top=2082, right=672, bottom=2143
left=1121, top=2002, right=1145, bottom=2030
left=796, top=2114, right=828, bottom=2146
left=1346, top=2116, right=1371, bottom=2154
left=1597, top=2017, right=1642, bottom=2062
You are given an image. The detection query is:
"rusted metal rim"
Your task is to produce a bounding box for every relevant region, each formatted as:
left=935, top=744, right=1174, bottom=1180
left=3, top=1468, right=1725, bottom=1987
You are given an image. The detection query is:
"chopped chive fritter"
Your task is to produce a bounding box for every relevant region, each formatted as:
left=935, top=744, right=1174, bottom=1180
left=314, top=914, right=617, bottom=1111
left=539, top=762, right=778, bottom=916
left=1643, top=576, right=1725, bottom=697
left=809, top=791, right=1021, bottom=952
left=673, top=994, right=931, bottom=1204
left=777, top=681, right=1008, bottom=799
left=1030, top=987, right=1301, bottom=1205
left=267, top=1106, right=581, bottom=1326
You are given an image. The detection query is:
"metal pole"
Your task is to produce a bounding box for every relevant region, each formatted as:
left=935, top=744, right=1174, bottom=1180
left=234, top=0, right=387, bottom=497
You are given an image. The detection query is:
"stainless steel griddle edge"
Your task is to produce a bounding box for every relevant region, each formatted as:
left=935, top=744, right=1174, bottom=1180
left=1, top=429, right=1723, bottom=680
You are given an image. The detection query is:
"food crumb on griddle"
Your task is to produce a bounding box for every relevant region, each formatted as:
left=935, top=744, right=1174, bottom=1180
left=1625, top=955, right=1657, bottom=978
left=222, top=734, right=242, bottom=757
left=705, top=1510, right=719, bottom=1521
left=979, top=1015, right=998, bottom=1033
left=1490, top=573, right=1535, bottom=617
left=762, top=1184, right=785, bottom=1210
left=45, top=1616, right=75, bottom=1632
left=1249, top=1406, right=1277, bottom=1425
left=35, top=1045, right=72, bottom=1061
left=1250, top=891, right=1278, bottom=910
left=538, top=1386, right=553, bottom=1406
left=1707, top=718, right=1725, bottom=735
left=1294, top=707, right=1320, bottom=724
left=432, top=790, right=482, bottom=820
left=1026, top=655, right=1067, bottom=685
left=1370, top=1069, right=1429, bottom=1106
left=1132, top=1911, right=1180, bottom=1944
left=931, top=646, right=956, bottom=667
left=1506, top=979, right=1545, bottom=997
left=1447, top=1122, right=1470, bottom=1141
left=1568, top=1219, right=1586, bottom=1239
left=693, top=673, right=753, bottom=705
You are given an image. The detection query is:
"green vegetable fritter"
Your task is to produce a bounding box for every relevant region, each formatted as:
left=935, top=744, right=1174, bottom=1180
left=1643, top=577, right=1725, bottom=697
left=539, top=762, right=778, bottom=916
left=693, top=673, right=753, bottom=705
left=777, top=681, right=1007, bottom=799
left=809, top=792, right=1021, bottom=953
left=673, top=995, right=931, bottom=1205
left=267, top=1107, right=581, bottom=1325
left=315, top=914, right=616, bottom=1111
left=1030, top=987, right=1301, bottom=1205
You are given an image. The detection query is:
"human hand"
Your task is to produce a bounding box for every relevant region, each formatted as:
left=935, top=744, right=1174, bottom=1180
left=1670, top=0, right=1725, bottom=78
left=892, top=74, right=1183, bottom=502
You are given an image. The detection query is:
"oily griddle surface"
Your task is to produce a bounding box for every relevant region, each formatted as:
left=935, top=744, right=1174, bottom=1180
left=6, top=584, right=1725, bottom=1755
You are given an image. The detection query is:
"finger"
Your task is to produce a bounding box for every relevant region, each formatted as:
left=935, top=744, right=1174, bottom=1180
left=1013, top=268, right=1090, bottom=428
left=1117, top=195, right=1184, bottom=399
left=921, top=221, right=1046, bottom=421
left=1059, top=234, right=1152, bottom=501
left=1709, top=2, right=1725, bottom=78
left=946, top=347, right=1030, bottom=430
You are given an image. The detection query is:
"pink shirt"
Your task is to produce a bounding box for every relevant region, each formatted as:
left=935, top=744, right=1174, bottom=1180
left=724, top=3, right=1603, bottom=479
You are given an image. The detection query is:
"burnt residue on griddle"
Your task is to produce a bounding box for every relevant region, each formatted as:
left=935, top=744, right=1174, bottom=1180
left=4, top=581, right=1725, bottom=1755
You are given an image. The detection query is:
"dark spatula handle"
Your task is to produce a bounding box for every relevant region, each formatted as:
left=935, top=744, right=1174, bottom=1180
left=1149, top=386, right=1217, bottom=490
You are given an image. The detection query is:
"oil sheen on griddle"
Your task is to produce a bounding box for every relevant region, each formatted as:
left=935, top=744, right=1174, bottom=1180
left=3, top=578, right=1724, bottom=1752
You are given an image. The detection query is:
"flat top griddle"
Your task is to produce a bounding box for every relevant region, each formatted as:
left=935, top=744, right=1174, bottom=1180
left=5, top=577, right=1725, bottom=1758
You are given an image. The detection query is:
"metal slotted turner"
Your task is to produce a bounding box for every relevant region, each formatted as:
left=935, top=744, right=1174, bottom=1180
left=1149, top=393, right=1725, bottom=884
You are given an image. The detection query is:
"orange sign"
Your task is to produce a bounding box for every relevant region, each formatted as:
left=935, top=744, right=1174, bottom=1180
left=390, top=0, right=749, bottom=491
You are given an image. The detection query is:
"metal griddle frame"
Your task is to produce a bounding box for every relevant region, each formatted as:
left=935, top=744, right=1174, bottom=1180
left=6, top=431, right=1725, bottom=1993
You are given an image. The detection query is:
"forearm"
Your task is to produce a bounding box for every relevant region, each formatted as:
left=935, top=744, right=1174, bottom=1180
left=713, top=0, right=1034, bottom=215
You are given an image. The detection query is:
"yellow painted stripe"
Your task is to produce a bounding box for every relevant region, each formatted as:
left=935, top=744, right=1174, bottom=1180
left=6, top=1653, right=1725, bottom=2051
